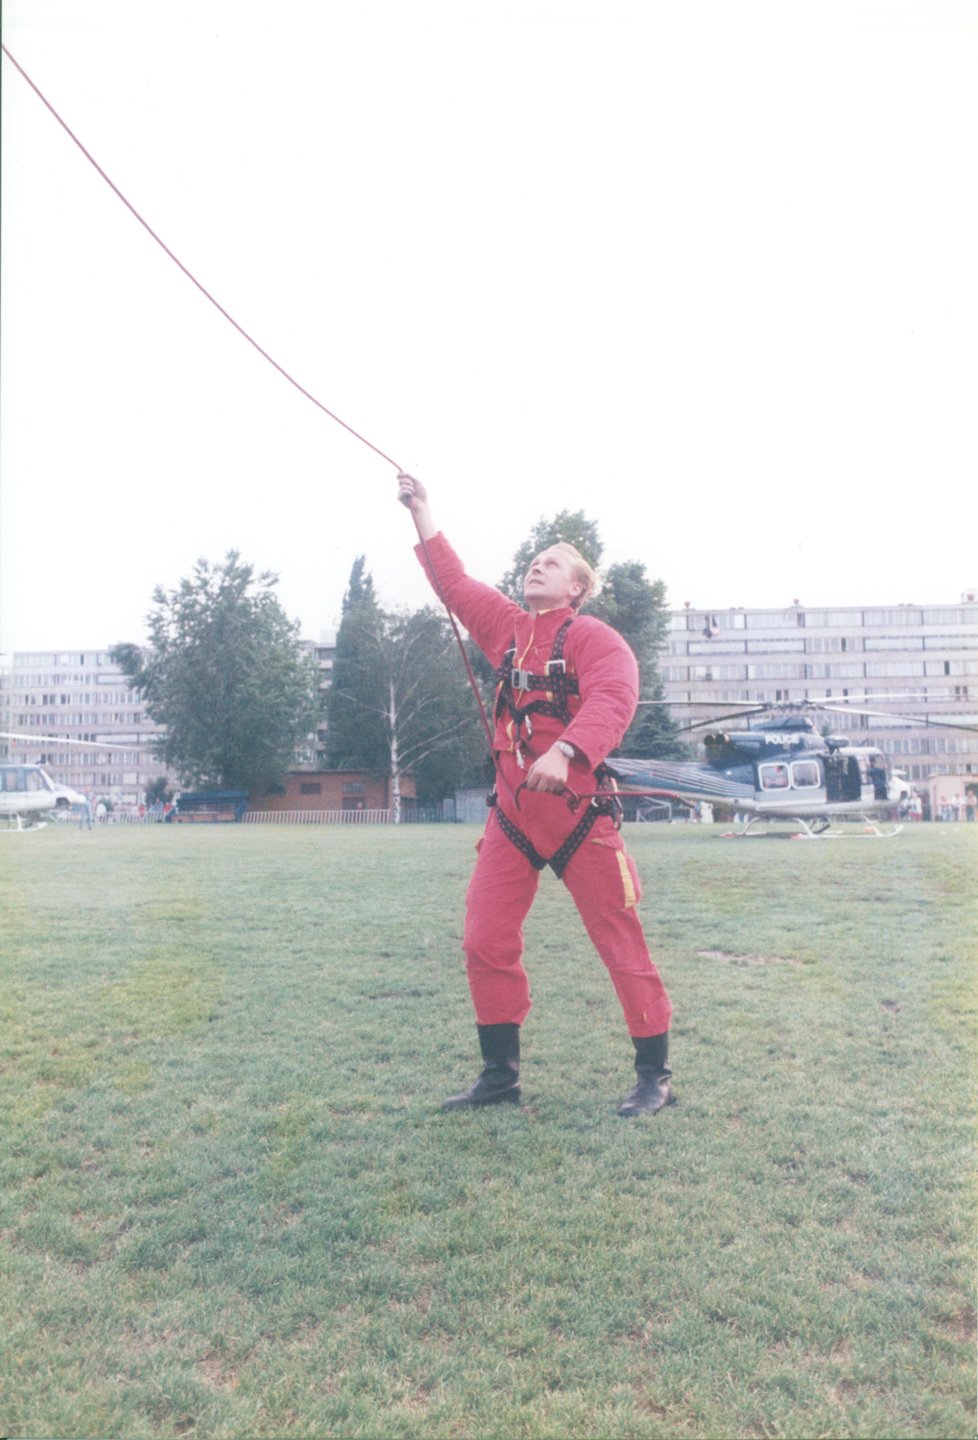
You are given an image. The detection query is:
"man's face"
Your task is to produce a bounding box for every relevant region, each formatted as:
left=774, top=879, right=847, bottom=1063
left=522, top=546, right=583, bottom=613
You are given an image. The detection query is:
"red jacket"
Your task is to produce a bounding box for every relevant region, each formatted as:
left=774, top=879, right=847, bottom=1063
left=416, top=533, right=639, bottom=774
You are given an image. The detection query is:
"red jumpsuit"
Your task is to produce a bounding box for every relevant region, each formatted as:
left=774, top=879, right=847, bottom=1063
left=417, top=534, right=672, bottom=1039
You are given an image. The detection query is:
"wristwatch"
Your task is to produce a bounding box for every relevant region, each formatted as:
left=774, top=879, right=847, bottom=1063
left=554, top=741, right=576, bottom=760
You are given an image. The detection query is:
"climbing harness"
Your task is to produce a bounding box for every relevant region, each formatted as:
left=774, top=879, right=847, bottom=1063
left=485, top=616, right=623, bottom=875
left=495, top=618, right=579, bottom=770
left=488, top=765, right=623, bottom=880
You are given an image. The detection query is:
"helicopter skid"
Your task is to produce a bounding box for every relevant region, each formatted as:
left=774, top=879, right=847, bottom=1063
left=0, top=814, right=49, bottom=833
left=723, top=814, right=903, bottom=840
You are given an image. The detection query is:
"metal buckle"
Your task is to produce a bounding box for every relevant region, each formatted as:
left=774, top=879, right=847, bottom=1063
left=511, top=667, right=530, bottom=691
left=545, top=659, right=566, bottom=676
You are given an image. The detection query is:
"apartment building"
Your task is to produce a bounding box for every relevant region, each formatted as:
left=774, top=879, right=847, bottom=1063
left=294, top=635, right=335, bottom=768
left=662, top=593, right=978, bottom=784
left=1, top=650, right=174, bottom=808
left=0, top=637, right=340, bottom=803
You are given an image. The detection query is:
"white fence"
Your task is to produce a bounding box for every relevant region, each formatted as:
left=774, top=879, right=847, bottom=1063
left=244, top=809, right=394, bottom=825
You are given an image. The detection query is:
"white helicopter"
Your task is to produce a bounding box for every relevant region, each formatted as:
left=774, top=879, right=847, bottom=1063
left=0, top=733, right=122, bottom=831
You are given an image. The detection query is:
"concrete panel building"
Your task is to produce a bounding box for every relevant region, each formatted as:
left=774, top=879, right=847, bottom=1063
left=662, top=592, right=978, bottom=786
left=0, top=649, right=175, bottom=809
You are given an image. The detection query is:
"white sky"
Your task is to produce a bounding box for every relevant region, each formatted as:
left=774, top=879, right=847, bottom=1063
left=2, top=0, right=976, bottom=656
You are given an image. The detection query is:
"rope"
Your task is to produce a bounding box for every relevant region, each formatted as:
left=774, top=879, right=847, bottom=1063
left=411, top=524, right=497, bottom=755
left=2, top=46, right=501, bottom=762
left=1, top=44, right=402, bottom=471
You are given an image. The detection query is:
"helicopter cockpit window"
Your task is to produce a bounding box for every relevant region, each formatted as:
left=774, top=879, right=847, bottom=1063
left=25, top=769, right=41, bottom=790
left=3, top=768, right=29, bottom=791
left=790, top=761, right=820, bottom=789
left=760, top=763, right=790, bottom=789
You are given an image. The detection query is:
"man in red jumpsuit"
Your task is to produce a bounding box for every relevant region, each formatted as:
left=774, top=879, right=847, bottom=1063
left=398, top=474, right=674, bottom=1117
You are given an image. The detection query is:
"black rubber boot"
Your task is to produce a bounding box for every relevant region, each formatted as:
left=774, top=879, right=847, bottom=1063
left=617, top=1031, right=675, bottom=1117
left=443, top=1023, right=521, bottom=1109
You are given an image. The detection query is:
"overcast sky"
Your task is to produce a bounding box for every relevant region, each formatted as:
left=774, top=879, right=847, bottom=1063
left=2, top=0, right=976, bottom=657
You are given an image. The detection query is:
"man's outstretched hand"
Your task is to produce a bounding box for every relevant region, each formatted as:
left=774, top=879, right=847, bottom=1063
left=397, top=472, right=427, bottom=508
left=397, top=473, right=437, bottom=540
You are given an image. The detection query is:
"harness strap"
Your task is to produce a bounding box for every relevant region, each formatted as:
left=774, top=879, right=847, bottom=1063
left=495, top=618, right=578, bottom=729
left=493, top=804, right=548, bottom=871
left=546, top=803, right=602, bottom=879
left=488, top=772, right=621, bottom=879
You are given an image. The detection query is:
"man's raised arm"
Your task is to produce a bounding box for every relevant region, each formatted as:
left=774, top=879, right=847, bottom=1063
left=397, top=472, right=437, bottom=540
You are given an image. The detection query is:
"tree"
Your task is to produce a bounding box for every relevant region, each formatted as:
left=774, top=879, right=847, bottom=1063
left=325, top=557, right=389, bottom=771
left=589, top=561, right=687, bottom=758
left=327, top=557, right=486, bottom=815
left=503, top=515, right=686, bottom=760
left=144, top=776, right=173, bottom=808
left=112, top=551, right=321, bottom=793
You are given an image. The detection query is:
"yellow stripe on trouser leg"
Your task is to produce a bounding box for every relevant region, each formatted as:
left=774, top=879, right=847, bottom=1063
left=616, top=849, right=638, bottom=908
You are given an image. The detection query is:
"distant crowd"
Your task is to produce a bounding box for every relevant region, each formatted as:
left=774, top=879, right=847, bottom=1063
left=75, top=796, right=176, bottom=827
left=929, top=792, right=977, bottom=823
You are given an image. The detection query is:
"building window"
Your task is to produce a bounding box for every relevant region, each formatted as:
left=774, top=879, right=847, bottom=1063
left=804, top=611, right=864, bottom=629
left=922, top=609, right=967, bottom=625
left=299, top=782, right=322, bottom=796
left=745, top=612, right=799, bottom=629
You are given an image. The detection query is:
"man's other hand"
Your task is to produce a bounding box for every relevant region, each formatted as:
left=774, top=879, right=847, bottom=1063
left=525, top=745, right=571, bottom=793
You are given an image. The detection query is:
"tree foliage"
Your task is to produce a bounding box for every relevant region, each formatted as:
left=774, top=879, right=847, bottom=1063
left=324, top=557, right=389, bottom=772
left=589, top=560, right=686, bottom=758
left=326, top=559, right=486, bottom=810
left=112, top=551, right=321, bottom=793
left=144, top=776, right=174, bottom=808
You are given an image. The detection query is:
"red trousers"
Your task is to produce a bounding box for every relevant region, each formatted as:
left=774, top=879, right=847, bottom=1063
left=463, top=764, right=672, bottom=1038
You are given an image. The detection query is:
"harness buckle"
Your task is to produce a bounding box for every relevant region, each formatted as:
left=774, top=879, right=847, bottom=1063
left=545, top=658, right=566, bottom=676
left=511, top=667, right=531, bottom=692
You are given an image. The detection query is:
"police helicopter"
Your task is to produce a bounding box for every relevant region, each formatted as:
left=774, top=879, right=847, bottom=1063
left=0, top=733, right=121, bottom=830
left=603, top=697, right=978, bottom=839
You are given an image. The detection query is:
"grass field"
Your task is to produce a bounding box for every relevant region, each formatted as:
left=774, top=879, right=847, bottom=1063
left=1, top=820, right=975, bottom=1440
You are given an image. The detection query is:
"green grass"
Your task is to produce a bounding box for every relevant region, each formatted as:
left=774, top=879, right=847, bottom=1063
left=1, top=822, right=975, bottom=1439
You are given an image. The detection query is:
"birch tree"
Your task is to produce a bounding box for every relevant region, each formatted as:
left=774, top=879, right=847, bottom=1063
left=326, top=593, right=485, bottom=817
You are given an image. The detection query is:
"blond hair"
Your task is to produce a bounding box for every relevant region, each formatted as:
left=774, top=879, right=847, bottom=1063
left=551, top=542, right=599, bottom=609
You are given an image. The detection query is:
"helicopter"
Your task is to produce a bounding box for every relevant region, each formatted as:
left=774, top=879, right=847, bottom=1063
left=604, top=697, right=978, bottom=838
left=0, top=762, right=88, bottom=830
left=0, top=733, right=122, bottom=831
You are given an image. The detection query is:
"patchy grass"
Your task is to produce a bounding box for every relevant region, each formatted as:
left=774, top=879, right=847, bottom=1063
left=1, top=822, right=975, bottom=1438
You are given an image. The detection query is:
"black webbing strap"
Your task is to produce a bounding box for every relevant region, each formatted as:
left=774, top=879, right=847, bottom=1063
left=546, top=803, right=602, bottom=879
left=495, top=618, right=579, bottom=728
left=489, top=787, right=618, bottom=879
left=493, top=804, right=548, bottom=871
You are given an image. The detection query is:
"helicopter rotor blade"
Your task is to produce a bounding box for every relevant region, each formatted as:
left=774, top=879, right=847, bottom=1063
left=682, top=708, right=777, bottom=732
left=816, top=707, right=978, bottom=733
left=0, top=731, right=129, bottom=750
left=634, top=700, right=767, bottom=709
left=632, top=694, right=977, bottom=734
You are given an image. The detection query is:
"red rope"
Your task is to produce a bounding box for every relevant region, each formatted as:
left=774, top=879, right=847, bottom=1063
left=3, top=45, right=503, bottom=766
left=1, top=44, right=402, bottom=471
left=411, top=523, right=497, bottom=755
